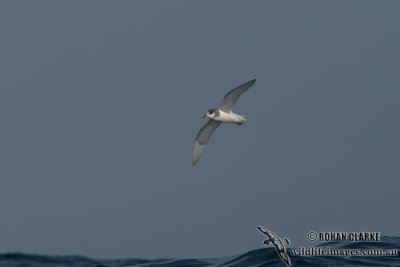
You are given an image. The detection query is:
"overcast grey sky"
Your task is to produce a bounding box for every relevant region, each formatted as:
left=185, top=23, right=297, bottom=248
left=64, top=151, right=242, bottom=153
left=0, top=0, right=399, bottom=259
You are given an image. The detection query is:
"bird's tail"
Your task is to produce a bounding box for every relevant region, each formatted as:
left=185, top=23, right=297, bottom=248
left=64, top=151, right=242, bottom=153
left=235, top=115, right=247, bottom=125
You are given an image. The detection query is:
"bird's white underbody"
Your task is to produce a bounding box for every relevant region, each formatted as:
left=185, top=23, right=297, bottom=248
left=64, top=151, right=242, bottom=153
left=206, top=110, right=247, bottom=124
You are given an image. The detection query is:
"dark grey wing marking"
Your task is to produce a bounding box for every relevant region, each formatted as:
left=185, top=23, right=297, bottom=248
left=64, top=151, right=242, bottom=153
left=219, top=79, right=256, bottom=111
left=192, top=120, right=221, bottom=165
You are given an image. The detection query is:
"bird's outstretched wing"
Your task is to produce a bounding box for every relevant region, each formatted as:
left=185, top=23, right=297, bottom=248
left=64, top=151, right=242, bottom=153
left=219, top=79, right=256, bottom=111
left=257, top=226, right=273, bottom=238
left=192, top=120, right=221, bottom=165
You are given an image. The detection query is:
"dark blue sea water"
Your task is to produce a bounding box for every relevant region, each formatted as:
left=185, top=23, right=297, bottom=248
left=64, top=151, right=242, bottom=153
left=1, top=236, right=399, bottom=267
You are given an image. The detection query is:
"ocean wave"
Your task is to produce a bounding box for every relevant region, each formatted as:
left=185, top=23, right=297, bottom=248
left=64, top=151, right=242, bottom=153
left=1, top=236, right=399, bottom=267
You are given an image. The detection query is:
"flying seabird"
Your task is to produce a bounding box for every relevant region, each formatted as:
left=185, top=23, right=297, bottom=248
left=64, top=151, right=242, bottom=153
left=192, top=79, right=256, bottom=165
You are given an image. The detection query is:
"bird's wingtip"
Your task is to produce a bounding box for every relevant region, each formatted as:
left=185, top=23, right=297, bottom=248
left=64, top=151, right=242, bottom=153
left=192, top=154, right=200, bottom=165
left=192, top=141, right=205, bottom=166
left=244, top=78, right=257, bottom=87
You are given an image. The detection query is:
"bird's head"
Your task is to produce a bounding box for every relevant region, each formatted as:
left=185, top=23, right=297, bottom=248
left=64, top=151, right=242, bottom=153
left=203, top=108, right=218, bottom=119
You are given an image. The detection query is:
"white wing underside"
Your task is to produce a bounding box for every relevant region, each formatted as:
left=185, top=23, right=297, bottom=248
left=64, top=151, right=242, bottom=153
left=192, top=120, right=221, bottom=165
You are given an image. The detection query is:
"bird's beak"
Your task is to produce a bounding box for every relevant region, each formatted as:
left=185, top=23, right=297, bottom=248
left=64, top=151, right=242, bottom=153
left=202, top=114, right=206, bottom=118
